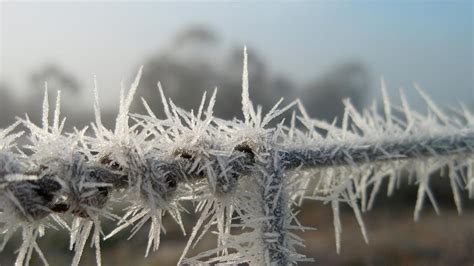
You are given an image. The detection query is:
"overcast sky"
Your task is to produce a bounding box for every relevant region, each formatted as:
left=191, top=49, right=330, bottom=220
left=0, top=1, right=472, bottom=109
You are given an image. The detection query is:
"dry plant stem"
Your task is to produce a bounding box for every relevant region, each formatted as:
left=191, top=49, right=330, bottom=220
left=22, top=131, right=473, bottom=217
left=127, top=132, right=474, bottom=191
left=258, top=152, right=289, bottom=265
left=280, top=132, right=474, bottom=169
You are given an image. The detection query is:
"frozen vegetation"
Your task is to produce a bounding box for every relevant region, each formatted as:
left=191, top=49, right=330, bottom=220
left=0, top=48, right=473, bottom=265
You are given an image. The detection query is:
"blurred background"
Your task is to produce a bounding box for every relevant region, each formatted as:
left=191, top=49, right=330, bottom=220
left=0, top=1, right=473, bottom=265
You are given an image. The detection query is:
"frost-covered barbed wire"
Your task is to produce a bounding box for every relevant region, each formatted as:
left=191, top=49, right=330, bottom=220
left=0, top=48, right=473, bottom=265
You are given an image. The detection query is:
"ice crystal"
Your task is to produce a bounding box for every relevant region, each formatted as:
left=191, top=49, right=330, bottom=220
left=0, top=90, right=68, bottom=266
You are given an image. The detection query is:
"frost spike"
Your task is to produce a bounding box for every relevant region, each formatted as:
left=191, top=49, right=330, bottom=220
left=332, top=200, right=342, bottom=254
left=157, top=82, right=172, bottom=119
left=380, top=78, right=392, bottom=127
left=42, top=84, right=49, bottom=131
left=399, top=88, right=413, bottom=132
left=415, top=83, right=449, bottom=125
left=53, top=90, right=61, bottom=134
left=241, top=46, right=255, bottom=124
left=197, top=90, right=207, bottom=120
left=93, top=75, right=104, bottom=138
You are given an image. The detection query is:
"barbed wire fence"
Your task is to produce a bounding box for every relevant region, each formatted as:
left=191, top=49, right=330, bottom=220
left=0, top=48, right=473, bottom=265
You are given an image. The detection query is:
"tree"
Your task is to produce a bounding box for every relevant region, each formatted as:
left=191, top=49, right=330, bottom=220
left=0, top=82, right=16, bottom=127
left=30, top=64, right=81, bottom=95
left=134, top=27, right=370, bottom=123
left=300, top=62, right=371, bottom=121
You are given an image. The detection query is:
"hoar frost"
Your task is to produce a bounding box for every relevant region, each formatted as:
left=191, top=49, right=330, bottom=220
left=0, top=47, right=473, bottom=265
